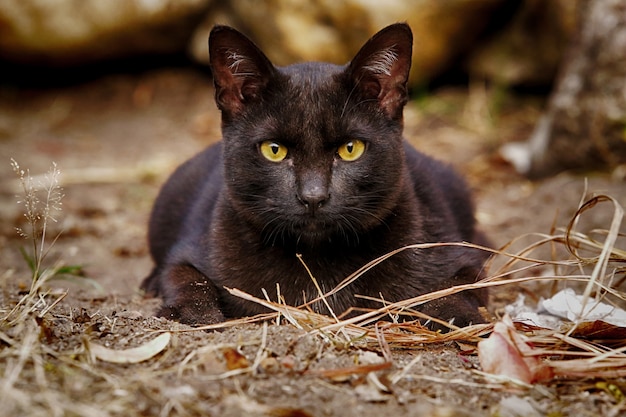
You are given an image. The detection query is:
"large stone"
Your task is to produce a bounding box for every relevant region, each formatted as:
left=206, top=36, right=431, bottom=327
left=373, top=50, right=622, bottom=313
left=467, top=0, right=579, bottom=87
left=191, top=0, right=504, bottom=86
left=0, top=0, right=212, bottom=65
left=501, top=0, right=626, bottom=177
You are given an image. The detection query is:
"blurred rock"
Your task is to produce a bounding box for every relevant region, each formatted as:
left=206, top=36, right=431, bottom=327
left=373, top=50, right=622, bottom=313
left=501, top=0, right=626, bottom=177
left=191, top=0, right=504, bottom=86
left=467, top=0, right=579, bottom=87
left=1, top=0, right=574, bottom=90
left=0, top=0, right=212, bottom=65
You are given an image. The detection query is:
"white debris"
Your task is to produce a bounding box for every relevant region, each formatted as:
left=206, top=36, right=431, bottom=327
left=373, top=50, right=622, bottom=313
left=506, top=289, right=626, bottom=328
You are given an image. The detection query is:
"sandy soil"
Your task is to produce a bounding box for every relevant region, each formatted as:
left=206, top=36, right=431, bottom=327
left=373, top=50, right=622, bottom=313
left=1, top=68, right=625, bottom=416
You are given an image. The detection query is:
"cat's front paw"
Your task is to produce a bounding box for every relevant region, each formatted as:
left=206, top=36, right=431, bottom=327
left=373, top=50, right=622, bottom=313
left=155, top=264, right=226, bottom=326
left=157, top=302, right=225, bottom=326
left=422, top=297, right=487, bottom=331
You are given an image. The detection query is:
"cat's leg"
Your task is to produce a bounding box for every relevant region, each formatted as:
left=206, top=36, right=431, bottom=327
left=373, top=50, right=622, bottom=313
left=420, top=292, right=487, bottom=329
left=156, top=264, right=225, bottom=325
left=420, top=265, right=488, bottom=328
left=140, top=265, right=166, bottom=296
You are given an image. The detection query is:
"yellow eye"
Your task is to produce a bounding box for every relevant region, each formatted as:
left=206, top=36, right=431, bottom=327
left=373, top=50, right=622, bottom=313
left=260, top=141, right=288, bottom=162
left=337, top=140, right=365, bottom=161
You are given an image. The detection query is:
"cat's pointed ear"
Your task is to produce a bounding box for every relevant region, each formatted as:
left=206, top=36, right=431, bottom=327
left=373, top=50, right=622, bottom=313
left=348, top=23, right=413, bottom=119
left=209, top=25, right=276, bottom=117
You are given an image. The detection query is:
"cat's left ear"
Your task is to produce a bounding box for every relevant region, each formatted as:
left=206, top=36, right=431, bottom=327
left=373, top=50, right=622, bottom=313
left=209, top=25, right=277, bottom=118
left=347, top=23, right=413, bottom=119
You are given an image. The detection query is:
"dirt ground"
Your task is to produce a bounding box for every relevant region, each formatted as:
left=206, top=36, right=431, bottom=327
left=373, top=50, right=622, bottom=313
left=1, top=67, right=625, bottom=416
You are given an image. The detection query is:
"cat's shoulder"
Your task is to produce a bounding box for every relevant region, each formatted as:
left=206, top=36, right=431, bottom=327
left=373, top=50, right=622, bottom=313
left=403, top=141, right=462, bottom=183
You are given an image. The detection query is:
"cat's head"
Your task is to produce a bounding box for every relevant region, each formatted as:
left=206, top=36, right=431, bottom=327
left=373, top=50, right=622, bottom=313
left=209, top=24, right=413, bottom=248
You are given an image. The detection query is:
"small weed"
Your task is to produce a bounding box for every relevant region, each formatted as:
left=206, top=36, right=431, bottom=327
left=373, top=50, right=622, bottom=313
left=11, top=158, right=66, bottom=285
left=3, top=159, right=94, bottom=324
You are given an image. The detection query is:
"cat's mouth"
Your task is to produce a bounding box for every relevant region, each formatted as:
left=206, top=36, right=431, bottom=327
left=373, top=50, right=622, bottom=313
left=259, top=207, right=361, bottom=247
left=289, top=214, right=360, bottom=247
left=292, top=217, right=332, bottom=236
left=263, top=216, right=338, bottom=247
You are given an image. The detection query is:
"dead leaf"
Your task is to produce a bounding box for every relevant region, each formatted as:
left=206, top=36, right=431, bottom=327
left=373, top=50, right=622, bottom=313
left=35, top=316, right=56, bottom=344
left=354, top=373, right=392, bottom=403
left=455, top=341, right=477, bottom=354
left=478, top=315, right=553, bottom=384
left=73, top=308, right=91, bottom=324
left=572, top=320, right=626, bottom=341
left=223, top=347, right=249, bottom=370
left=306, top=362, right=392, bottom=380
left=88, top=332, right=171, bottom=364
left=269, top=409, right=314, bottom=417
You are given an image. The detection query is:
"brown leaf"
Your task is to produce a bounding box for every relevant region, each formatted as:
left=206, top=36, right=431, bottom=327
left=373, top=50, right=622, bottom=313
left=478, top=315, right=553, bottom=384
left=222, top=347, right=249, bottom=370
left=269, top=409, right=314, bottom=417
left=571, top=320, right=626, bottom=341
left=306, top=362, right=392, bottom=380
left=35, top=316, right=56, bottom=344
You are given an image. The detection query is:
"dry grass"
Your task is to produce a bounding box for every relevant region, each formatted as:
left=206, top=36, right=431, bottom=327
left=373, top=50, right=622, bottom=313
left=1, top=167, right=625, bottom=416
left=175, top=192, right=626, bottom=384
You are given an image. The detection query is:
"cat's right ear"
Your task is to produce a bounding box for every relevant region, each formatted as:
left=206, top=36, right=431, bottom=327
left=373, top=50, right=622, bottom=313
left=209, top=26, right=276, bottom=117
left=347, top=23, right=413, bottom=120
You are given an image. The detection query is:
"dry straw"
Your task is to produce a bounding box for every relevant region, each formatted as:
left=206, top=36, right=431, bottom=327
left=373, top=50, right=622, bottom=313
left=1, top=158, right=624, bottom=417
left=193, top=192, right=626, bottom=381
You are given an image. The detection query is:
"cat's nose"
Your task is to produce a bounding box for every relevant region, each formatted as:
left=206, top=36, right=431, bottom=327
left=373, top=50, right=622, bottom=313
left=297, top=186, right=329, bottom=214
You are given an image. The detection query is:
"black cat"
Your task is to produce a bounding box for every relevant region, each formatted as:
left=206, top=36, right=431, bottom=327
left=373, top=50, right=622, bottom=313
left=141, top=23, right=489, bottom=327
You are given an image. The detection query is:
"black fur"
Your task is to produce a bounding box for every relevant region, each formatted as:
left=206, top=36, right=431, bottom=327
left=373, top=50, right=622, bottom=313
left=141, top=24, right=489, bottom=327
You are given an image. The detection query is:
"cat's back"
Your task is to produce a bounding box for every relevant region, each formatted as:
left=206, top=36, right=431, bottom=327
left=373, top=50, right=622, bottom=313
left=148, top=143, right=223, bottom=262
left=403, top=142, right=477, bottom=242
